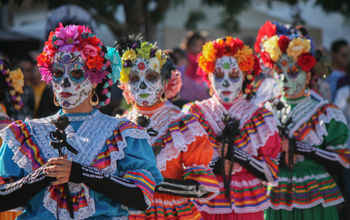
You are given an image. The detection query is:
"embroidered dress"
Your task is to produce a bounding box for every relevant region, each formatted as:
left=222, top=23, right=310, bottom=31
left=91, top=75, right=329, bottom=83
left=0, top=105, right=22, bottom=220
left=183, top=95, right=280, bottom=219
left=0, top=109, right=163, bottom=220
left=264, top=94, right=350, bottom=220
left=127, top=102, right=219, bottom=220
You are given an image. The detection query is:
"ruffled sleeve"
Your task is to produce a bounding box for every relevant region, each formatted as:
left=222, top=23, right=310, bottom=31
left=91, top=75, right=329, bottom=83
left=117, top=127, right=163, bottom=208
left=318, top=119, right=350, bottom=168
left=238, top=107, right=281, bottom=183
left=182, top=134, right=220, bottom=201
left=182, top=102, right=217, bottom=147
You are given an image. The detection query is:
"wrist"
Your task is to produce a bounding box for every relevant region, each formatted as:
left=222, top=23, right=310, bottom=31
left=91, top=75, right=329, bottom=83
left=69, top=161, right=83, bottom=183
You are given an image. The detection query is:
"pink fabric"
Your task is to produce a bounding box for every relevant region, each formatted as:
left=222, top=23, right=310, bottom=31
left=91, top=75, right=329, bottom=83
left=201, top=210, right=264, bottom=220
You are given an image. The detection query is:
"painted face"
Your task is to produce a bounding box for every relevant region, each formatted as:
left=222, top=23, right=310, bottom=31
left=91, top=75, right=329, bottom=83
left=274, top=54, right=306, bottom=97
left=51, top=52, right=93, bottom=109
left=209, top=56, right=243, bottom=103
left=127, top=58, right=163, bottom=106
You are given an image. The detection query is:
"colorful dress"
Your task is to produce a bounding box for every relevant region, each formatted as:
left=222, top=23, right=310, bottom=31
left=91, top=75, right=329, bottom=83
left=0, top=104, right=21, bottom=220
left=0, top=109, right=163, bottom=219
left=183, top=95, right=281, bottom=219
left=265, top=93, right=350, bottom=220
left=127, top=102, right=219, bottom=219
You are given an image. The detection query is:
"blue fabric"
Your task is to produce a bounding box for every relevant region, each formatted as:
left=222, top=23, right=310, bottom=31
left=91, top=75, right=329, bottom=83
left=0, top=115, right=162, bottom=219
left=326, top=69, right=346, bottom=101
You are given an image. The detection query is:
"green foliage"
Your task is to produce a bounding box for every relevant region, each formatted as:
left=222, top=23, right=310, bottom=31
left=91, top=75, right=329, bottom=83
left=185, top=10, right=206, bottom=30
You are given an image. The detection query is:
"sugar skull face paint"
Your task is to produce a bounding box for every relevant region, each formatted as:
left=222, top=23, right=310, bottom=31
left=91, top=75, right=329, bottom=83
left=274, top=54, right=306, bottom=97
left=127, top=58, right=163, bottom=106
left=209, top=56, right=243, bottom=103
left=52, top=52, right=93, bottom=109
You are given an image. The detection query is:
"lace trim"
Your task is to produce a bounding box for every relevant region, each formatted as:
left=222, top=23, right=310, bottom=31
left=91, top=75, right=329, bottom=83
left=0, top=126, right=33, bottom=173
left=287, top=97, right=326, bottom=136
left=269, top=197, right=344, bottom=211
left=295, top=105, right=347, bottom=146
left=195, top=96, right=278, bottom=159
left=156, top=119, right=207, bottom=171
left=2, top=110, right=149, bottom=219
left=43, top=184, right=95, bottom=220
left=127, top=103, right=207, bottom=171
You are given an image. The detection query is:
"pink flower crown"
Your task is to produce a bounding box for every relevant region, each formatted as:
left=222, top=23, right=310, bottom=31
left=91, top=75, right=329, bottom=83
left=37, top=23, right=111, bottom=84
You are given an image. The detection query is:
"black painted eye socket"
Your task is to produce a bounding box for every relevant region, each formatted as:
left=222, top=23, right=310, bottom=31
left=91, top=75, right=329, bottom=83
left=145, top=71, right=160, bottom=82
left=213, top=69, right=224, bottom=79
left=71, top=70, right=84, bottom=80
left=129, top=73, right=140, bottom=83
left=52, top=69, right=64, bottom=78
left=229, top=69, right=240, bottom=80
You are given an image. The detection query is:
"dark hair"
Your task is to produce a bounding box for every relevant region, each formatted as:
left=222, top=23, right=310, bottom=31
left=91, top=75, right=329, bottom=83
left=163, top=49, right=178, bottom=65
left=94, top=45, right=113, bottom=107
left=185, top=31, right=206, bottom=50
left=331, top=39, right=348, bottom=53
left=114, top=33, right=144, bottom=55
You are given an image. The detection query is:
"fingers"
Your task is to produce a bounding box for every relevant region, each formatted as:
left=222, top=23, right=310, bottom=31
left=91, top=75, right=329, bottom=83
left=51, top=176, right=69, bottom=185
left=48, top=157, right=68, bottom=165
left=45, top=156, right=72, bottom=185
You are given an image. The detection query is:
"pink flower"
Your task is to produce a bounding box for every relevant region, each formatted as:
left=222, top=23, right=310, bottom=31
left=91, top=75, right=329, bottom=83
left=55, top=24, right=81, bottom=52
left=81, top=44, right=98, bottom=60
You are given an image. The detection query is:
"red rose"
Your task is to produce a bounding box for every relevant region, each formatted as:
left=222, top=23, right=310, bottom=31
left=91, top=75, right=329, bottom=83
left=261, top=51, right=274, bottom=69
left=278, top=35, right=290, bottom=53
left=138, top=62, right=145, bottom=70
left=254, top=21, right=277, bottom=53
left=297, top=53, right=316, bottom=72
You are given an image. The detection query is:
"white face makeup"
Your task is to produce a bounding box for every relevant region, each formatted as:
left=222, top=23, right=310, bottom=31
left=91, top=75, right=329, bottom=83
left=274, top=54, right=307, bottom=98
left=51, top=52, right=93, bottom=109
left=127, top=57, right=163, bottom=106
left=209, top=56, right=243, bottom=103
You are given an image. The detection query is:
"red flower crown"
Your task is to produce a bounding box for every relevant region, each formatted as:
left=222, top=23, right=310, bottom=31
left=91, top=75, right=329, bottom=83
left=197, top=36, right=261, bottom=96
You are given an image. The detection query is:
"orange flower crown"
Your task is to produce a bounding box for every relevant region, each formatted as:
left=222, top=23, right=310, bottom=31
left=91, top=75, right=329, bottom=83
left=197, top=36, right=260, bottom=97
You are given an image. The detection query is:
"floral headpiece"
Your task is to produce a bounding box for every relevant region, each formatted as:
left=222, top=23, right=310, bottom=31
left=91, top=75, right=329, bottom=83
left=118, top=37, right=182, bottom=104
left=255, top=21, right=316, bottom=72
left=197, top=36, right=260, bottom=96
left=37, top=23, right=121, bottom=107
left=0, top=59, right=24, bottom=110
left=120, top=41, right=167, bottom=83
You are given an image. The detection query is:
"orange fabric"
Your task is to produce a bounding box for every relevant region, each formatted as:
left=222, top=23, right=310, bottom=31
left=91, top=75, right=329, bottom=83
left=0, top=211, right=22, bottom=220
left=162, top=135, right=213, bottom=180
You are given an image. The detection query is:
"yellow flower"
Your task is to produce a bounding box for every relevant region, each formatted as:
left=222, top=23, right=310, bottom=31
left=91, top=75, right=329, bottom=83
left=235, top=45, right=254, bottom=72
left=286, top=38, right=311, bottom=61
left=202, top=41, right=216, bottom=62
left=263, top=36, right=282, bottom=62
left=120, top=68, right=130, bottom=83
left=9, top=69, right=24, bottom=94
left=122, top=49, right=137, bottom=61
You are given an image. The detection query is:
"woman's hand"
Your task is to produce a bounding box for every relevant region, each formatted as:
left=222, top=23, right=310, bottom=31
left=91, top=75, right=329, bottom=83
left=45, top=156, right=72, bottom=185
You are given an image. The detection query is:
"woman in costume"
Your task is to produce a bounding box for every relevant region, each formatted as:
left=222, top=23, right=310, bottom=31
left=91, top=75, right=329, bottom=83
left=182, top=36, right=281, bottom=220
left=255, top=21, right=350, bottom=220
left=0, top=24, right=163, bottom=219
left=0, top=59, right=24, bottom=219
left=117, top=35, right=219, bottom=219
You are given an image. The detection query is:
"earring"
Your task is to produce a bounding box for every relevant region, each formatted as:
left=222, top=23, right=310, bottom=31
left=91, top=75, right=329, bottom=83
left=53, top=96, right=59, bottom=106
left=90, top=90, right=99, bottom=107
left=160, top=92, right=167, bottom=102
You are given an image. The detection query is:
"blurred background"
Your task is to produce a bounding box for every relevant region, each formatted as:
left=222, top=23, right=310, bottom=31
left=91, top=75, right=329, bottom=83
left=0, top=0, right=350, bottom=119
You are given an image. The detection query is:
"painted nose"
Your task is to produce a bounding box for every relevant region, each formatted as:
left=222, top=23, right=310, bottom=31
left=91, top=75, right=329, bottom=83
left=222, top=79, right=230, bottom=88
left=282, top=75, right=288, bottom=83
left=62, top=77, right=71, bottom=88
left=139, top=81, right=147, bottom=89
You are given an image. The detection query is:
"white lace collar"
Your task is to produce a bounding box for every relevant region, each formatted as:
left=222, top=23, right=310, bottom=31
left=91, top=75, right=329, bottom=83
left=195, top=95, right=259, bottom=135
